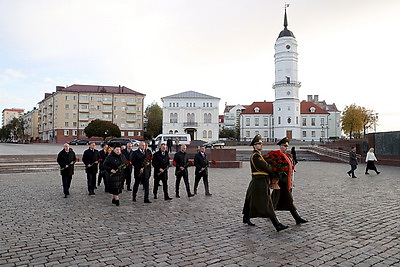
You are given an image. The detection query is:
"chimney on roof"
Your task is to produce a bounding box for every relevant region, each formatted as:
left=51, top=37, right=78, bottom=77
left=307, top=95, right=312, bottom=102
left=119, top=85, right=121, bottom=93
left=314, top=95, right=319, bottom=102
left=56, top=86, right=65, bottom=91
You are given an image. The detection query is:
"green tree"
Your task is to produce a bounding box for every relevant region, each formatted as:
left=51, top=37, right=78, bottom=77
left=0, top=126, right=10, bottom=140
left=219, top=127, right=236, bottom=139
left=7, top=118, right=23, bottom=140
left=341, top=104, right=364, bottom=139
left=84, top=119, right=121, bottom=140
left=144, top=102, right=162, bottom=139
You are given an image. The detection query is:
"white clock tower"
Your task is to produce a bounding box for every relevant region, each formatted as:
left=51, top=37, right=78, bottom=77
left=273, top=8, right=301, bottom=140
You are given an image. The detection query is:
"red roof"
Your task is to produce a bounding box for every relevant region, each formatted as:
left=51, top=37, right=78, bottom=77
left=56, top=84, right=145, bottom=96
left=300, top=101, right=330, bottom=114
left=2, top=108, right=24, bottom=113
left=241, top=101, right=273, bottom=114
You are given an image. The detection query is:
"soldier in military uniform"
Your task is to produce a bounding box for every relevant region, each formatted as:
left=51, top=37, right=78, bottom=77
left=271, top=137, right=308, bottom=225
left=242, top=134, right=288, bottom=232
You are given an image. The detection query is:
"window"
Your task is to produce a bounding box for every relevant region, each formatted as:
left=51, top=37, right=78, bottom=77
left=302, top=118, right=306, bottom=126
left=65, top=96, right=70, bottom=101
left=73, top=96, right=77, bottom=101
left=287, top=117, right=291, bottom=124
left=65, top=113, right=69, bottom=119
left=296, top=117, right=299, bottom=124
left=97, top=105, right=101, bottom=110
left=263, top=117, right=268, bottom=126
left=170, top=113, right=178, bottom=123
left=81, top=96, right=88, bottom=101
left=264, top=131, right=268, bottom=137
left=73, top=122, right=77, bottom=127
left=97, top=97, right=102, bottom=101
left=65, top=104, right=70, bottom=109
left=187, top=113, right=195, bottom=122
left=311, top=131, right=316, bottom=137
left=64, top=122, right=69, bottom=127
left=321, top=118, right=325, bottom=125
left=104, top=114, right=111, bottom=119
left=203, top=130, right=207, bottom=138
left=104, top=97, right=111, bottom=101
left=169, top=130, right=173, bottom=134
left=255, top=118, right=259, bottom=126
left=80, top=123, right=87, bottom=127
left=278, top=117, right=281, bottom=124
left=121, top=98, right=126, bottom=102
left=208, top=130, right=212, bottom=138
left=114, top=97, right=118, bottom=102
left=73, top=105, right=77, bottom=110
left=104, top=105, right=111, bottom=110
left=72, top=130, right=77, bottom=136
left=128, top=98, right=135, bottom=103
left=121, top=123, right=125, bottom=128
left=137, top=106, right=141, bottom=111
left=114, top=106, right=118, bottom=111
left=64, top=130, right=69, bottom=136
left=204, top=113, right=211, bottom=123
left=321, top=131, right=325, bottom=138
left=128, top=132, right=134, bottom=136
left=311, top=118, right=316, bottom=126
left=73, top=113, right=77, bottom=119
left=302, top=131, right=307, bottom=138
left=246, top=131, right=250, bottom=137
left=120, top=132, right=125, bottom=136
left=169, top=103, right=172, bottom=107
left=90, top=105, right=95, bottom=110
left=114, top=114, right=118, bottom=119
left=90, top=97, right=94, bottom=101
left=80, top=104, right=88, bottom=109
left=245, top=118, right=250, bottom=126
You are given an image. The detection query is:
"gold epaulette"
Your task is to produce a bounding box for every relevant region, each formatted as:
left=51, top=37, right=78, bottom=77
left=252, top=172, right=268, bottom=176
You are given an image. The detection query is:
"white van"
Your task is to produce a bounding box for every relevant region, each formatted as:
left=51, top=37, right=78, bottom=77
left=154, top=133, right=192, bottom=146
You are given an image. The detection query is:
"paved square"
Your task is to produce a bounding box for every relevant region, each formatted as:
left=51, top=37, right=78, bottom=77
left=1, top=161, right=399, bottom=266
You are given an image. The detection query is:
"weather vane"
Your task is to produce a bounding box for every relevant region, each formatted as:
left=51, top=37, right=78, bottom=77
left=284, top=3, right=290, bottom=9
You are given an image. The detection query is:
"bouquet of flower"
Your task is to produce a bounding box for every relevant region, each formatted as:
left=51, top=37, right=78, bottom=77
left=60, top=162, right=74, bottom=171
left=142, top=155, right=152, bottom=168
left=263, top=151, right=291, bottom=189
left=199, top=159, right=217, bottom=173
left=158, top=157, right=171, bottom=175
left=174, top=160, right=194, bottom=174
left=112, top=160, right=131, bottom=176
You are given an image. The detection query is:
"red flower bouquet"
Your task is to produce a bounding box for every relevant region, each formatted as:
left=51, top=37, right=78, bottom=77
left=176, top=160, right=194, bottom=174
left=200, top=159, right=217, bottom=173
left=263, top=151, right=291, bottom=189
left=142, top=155, right=152, bottom=168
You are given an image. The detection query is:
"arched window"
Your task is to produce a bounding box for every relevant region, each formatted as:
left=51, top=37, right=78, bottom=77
left=170, top=113, right=178, bottom=123
left=203, top=130, right=207, bottom=138
left=204, top=113, right=212, bottom=123
left=187, top=113, right=195, bottom=122
left=174, top=130, right=178, bottom=134
left=169, top=130, right=173, bottom=134
left=208, top=130, right=212, bottom=138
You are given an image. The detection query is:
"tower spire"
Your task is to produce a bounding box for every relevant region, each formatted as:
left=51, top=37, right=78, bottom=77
left=284, top=5, right=288, bottom=28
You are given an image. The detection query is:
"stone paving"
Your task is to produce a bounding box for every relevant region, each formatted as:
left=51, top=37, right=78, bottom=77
left=1, top=156, right=399, bottom=266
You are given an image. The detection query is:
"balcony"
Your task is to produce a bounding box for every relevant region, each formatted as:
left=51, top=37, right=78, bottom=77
left=126, top=117, right=136, bottom=122
left=102, top=109, right=112, bottom=113
left=126, top=109, right=136, bottom=114
left=183, top=122, right=198, bottom=127
left=272, top=81, right=301, bottom=89
left=126, top=102, right=136, bottom=106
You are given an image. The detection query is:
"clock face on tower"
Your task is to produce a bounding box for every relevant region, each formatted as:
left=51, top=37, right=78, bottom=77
left=286, top=44, right=291, bottom=49
left=287, top=91, right=291, bottom=95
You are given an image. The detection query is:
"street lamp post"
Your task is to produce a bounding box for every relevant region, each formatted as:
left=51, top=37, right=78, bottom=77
left=373, top=113, right=379, bottom=133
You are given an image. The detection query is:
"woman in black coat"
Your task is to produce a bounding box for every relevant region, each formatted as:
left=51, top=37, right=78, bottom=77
left=102, top=143, right=127, bottom=206
left=57, top=143, right=77, bottom=198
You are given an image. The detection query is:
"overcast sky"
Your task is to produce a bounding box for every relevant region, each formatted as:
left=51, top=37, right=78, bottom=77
left=1, top=0, right=399, bottom=132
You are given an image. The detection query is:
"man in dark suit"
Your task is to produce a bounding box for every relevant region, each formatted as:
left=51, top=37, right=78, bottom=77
left=167, top=138, right=173, bottom=153
left=193, top=145, right=212, bottom=196
left=122, top=142, right=134, bottom=191
left=82, top=142, right=100, bottom=195
left=152, top=143, right=172, bottom=200
left=131, top=141, right=152, bottom=203
left=173, top=144, right=194, bottom=198
left=347, top=146, right=358, bottom=178
left=57, top=143, right=77, bottom=198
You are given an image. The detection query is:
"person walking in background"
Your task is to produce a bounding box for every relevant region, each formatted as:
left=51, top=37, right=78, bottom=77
left=347, top=146, right=358, bottom=178
left=291, top=146, right=298, bottom=166
left=97, top=144, right=109, bottom=187
left=175, top=137, right=180, bottom=152
left=167, top=138, right=173, bottom=153
left=82, top=142, right=100, bottom=196
left=122, top=142, right=134, bottom=191
left=131, top=141, right=152, bottom=203
left=57, top=143, right=76, bottom=198
left=193, top=145, right=212, bottom=196
left=102, top=143, right=127, bottom=206
left=150, top=138, right=156, bottom=152
left=271, top=137, right=308, bottom=226
left=242, top=134, right=288, bottom=231
left=152, top=143, right=172, bottom=200
left=174, top=144, right=194, bottom=198
left=365, top=148, right=381, bottom=175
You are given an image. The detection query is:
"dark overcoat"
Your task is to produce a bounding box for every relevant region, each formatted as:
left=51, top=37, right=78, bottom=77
left=244, top=150, right=276, bottom=218
left=131, top=148, right=152, bottom=178
left=57, top=148, right=76, bottom=176
left=173, top=150, right=188, bottom=175
left=194, top=152, right=208, bottom=175
left=152, top=150, right=170, bottom=178
left=82, top=148, right=100, bottom=174
left=102, top=151, right=127, bottom=190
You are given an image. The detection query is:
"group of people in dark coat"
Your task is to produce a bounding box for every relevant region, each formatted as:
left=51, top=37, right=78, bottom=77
left=57, top=140, right=213, bottom=206
left=242, top=135, right=308, bottom=232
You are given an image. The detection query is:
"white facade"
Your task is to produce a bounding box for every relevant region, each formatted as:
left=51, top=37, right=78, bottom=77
left=161, top=91, right=220, bottom=142
left=223, top=104, right=247, bottom=130
left=273, top=9, right=301, bottom=140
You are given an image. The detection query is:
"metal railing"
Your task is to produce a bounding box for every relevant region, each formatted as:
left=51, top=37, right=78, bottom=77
left=306, top=145, right=361, bottom=163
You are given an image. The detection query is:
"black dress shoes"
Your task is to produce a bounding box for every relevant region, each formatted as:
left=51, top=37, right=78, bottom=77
left=154, top=194, right=158, bottom=199
left=295, top=217, right=309, bottom=224
left=115, top=200, right=120, bottom=206
left=275, top=223, right=289, bottom=232
left=112, top=198, right=116, bottom=204
left=188, top=193, right=195, bottom=197
left=64, top=194, right=68, bottom=198
left=205, top=193, right=212, bottom=196
left=144, top=199, right=152, bottom=203
left=165, top=197, right=172, bottom=200
left=243, top=216, right=255, bottom=226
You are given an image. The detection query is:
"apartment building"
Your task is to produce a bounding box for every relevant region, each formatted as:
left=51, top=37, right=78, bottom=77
left=2, top=108, right=25, bottom=127
left=37, top=84, right=145, bottom=143
left=20, top=108, right=39, bottom=141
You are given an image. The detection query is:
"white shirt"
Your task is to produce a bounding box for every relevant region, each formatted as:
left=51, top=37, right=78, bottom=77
left=365, top=152, right=377, bottom=162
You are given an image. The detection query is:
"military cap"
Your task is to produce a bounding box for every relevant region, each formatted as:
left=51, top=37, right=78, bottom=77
left=250, top=134, right=263, bottom=146
left=277, top=137, right=290, bottom=146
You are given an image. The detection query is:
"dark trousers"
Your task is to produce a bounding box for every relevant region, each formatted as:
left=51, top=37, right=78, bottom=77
left=132, top=174, right=150, bottom=200
left=125, top=171, right=132, bottom=189
left=61, top=174, right=72, bottom=195
left=86, top=172, right=97, bottom=193
left=175, top=172, right=191, bottom=196
left=153, top=173, right=169, bottom=199
left=167, top=146, right=172, bottom=153
left=98, top=170, right=106, bottom=185
left=349, top=164, right=357, bottom=177
left=194, top=173, right=210, bottom=194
